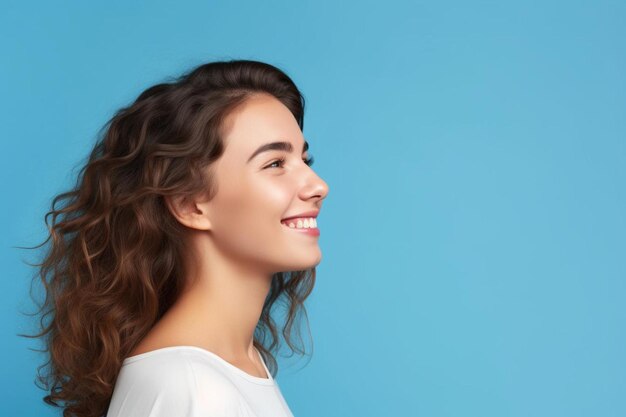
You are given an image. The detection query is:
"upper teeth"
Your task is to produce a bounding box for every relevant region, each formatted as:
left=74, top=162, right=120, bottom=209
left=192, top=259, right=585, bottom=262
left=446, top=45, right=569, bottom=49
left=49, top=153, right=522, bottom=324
left=282, top=217, right=317, bottom=229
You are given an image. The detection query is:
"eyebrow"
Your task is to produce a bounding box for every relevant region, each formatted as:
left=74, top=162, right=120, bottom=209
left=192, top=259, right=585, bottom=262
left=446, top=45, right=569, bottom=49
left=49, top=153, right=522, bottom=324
left=247, top=140, right=309, bottom=163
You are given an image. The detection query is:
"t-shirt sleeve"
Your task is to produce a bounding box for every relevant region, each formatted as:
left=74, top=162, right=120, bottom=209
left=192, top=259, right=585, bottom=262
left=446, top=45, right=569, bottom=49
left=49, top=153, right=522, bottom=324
left=106, top=353, right=249, bottom=417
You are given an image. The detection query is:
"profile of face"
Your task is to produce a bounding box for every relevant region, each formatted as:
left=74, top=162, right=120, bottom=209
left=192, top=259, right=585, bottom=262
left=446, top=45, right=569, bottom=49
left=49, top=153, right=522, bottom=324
left=194, top=93, right=329, bottom=275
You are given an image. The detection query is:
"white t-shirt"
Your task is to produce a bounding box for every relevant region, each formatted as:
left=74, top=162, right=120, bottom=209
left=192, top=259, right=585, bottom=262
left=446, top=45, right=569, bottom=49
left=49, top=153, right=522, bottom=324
left=105, top=346, right=295, bottom=417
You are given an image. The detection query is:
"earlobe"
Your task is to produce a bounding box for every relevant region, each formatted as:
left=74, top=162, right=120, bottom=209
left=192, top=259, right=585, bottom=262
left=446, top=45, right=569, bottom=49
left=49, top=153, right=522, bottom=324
left=164, top=195, right=212, bottom=231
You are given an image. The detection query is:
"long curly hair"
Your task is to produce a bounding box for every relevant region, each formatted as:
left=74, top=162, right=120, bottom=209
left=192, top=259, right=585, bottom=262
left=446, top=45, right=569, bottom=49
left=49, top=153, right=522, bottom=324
left=18, top=59, right=315, bottom=417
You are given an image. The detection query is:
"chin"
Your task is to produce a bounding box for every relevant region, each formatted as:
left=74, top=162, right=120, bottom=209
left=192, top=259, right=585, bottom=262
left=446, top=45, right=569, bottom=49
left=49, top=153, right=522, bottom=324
left=276, top=256, right=321, bottom=273
left=296, top=254, right=323, bottom=271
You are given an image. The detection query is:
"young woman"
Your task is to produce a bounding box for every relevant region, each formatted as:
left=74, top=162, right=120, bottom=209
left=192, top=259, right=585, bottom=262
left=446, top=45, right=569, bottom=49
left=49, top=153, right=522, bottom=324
left=24, top=59, right=329, bottom=417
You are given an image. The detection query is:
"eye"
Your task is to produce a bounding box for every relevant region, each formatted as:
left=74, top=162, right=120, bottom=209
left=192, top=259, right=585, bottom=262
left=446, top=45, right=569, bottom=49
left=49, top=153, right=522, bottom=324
left=265, top=155, right=315, bottom=169
left=265, top=158, right=286, bottom=169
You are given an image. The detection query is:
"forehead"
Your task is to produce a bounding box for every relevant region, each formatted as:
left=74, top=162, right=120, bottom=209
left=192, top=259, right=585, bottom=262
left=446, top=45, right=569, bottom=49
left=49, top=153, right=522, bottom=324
left=221, top=94, right=303, bottom=153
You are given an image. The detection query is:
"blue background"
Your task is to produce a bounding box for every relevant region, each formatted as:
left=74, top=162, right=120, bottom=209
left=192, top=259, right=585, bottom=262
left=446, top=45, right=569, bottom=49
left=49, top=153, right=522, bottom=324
left=2, top=1, right=625, bottom=416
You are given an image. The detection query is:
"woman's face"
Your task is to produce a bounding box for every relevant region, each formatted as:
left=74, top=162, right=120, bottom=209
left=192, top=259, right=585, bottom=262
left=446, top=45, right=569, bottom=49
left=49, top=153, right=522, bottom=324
left=202, top=93, right=329, bottom=274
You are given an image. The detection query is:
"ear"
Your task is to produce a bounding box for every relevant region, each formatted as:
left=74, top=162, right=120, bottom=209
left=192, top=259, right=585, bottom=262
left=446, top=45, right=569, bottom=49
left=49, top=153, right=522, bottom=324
left=164, top=194, right=212, bottom=231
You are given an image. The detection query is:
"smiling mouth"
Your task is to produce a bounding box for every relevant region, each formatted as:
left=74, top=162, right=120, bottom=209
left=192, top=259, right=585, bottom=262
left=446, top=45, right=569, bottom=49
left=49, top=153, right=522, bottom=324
left=281, top=223, right=319, bottom=230
left=280, top=218, right=320, bottom=235
left=280, top=218, right=318, bottom=229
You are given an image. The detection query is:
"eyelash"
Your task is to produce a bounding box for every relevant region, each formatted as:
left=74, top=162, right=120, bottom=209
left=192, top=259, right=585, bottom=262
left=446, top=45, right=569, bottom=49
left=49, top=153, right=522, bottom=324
left=265, top=156, right=315, bottom=169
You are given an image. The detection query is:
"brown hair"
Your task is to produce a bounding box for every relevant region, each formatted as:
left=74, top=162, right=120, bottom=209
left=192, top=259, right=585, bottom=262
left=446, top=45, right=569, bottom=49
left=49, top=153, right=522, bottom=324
left=18, top=59, right=314, bottom=417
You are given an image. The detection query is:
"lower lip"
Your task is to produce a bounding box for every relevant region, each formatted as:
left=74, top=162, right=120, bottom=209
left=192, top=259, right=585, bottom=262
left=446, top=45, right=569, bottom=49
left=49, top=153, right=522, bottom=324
left=281, top=223, right=320, bottom=236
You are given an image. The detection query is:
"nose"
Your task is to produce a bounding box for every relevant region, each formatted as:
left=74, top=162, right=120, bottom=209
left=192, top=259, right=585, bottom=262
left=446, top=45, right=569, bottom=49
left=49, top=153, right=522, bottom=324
left=300, top=169, right=329, bottom=202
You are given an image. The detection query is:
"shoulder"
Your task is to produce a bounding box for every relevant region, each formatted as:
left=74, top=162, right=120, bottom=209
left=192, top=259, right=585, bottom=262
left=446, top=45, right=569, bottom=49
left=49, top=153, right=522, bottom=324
left=107, top=349, right=246, bottom=417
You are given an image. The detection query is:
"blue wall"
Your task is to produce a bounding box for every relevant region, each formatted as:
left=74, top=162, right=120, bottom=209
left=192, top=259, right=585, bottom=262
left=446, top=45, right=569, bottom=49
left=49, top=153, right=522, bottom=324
left=2, top=1, right=624, bottom=416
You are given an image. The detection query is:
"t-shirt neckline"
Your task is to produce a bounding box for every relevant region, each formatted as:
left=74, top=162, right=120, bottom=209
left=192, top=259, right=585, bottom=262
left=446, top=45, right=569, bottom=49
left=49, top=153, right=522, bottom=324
left=122, top=345, right=274, bottom=385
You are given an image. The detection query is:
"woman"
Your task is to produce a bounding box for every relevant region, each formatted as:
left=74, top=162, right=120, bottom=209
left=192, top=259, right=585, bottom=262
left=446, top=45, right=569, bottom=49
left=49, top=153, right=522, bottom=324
left=23, top=59, right=329, bottom=417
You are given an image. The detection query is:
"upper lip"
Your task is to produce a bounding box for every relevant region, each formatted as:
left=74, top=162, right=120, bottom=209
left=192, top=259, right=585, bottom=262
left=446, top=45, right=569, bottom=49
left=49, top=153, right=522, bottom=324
left=281, top=210, right=320, bottom=221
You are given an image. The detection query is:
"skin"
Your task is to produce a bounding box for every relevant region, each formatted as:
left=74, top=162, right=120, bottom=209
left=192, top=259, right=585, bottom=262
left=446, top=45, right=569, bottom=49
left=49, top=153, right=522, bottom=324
left=129, top=93, right=329, bottom=379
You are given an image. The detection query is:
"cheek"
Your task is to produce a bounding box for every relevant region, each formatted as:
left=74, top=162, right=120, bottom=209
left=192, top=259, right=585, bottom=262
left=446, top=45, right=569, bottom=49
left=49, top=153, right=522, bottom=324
left=212, top=177, right=293, bottom=235
left=243, top=174, right=294, bottom=211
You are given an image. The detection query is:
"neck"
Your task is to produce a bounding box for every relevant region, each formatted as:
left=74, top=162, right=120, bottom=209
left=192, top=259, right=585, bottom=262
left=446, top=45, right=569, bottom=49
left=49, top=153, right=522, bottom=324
left=168, top=231, right=273, bottom=361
